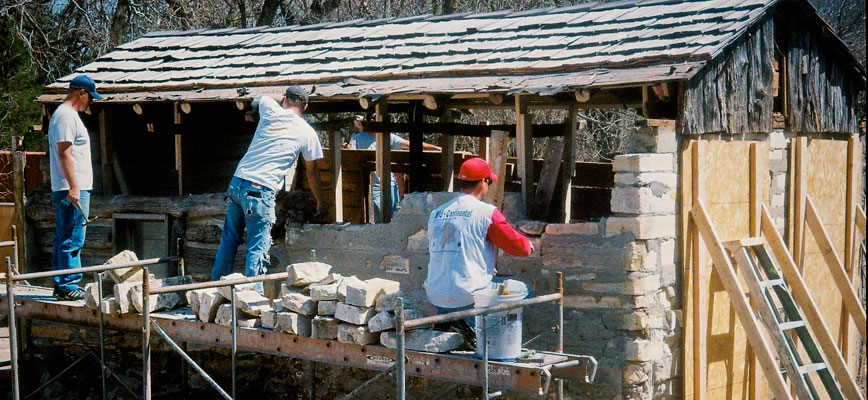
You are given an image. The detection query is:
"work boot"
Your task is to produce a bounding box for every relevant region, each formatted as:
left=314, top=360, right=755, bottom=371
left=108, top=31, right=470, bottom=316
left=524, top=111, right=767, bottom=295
left=54, top=287, right=86, bottom=301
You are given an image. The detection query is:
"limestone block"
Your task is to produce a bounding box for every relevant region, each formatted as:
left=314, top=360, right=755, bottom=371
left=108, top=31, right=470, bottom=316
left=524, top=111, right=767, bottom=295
left=337, top=276, right=365, bottom=302
left=541, top=233, right=632, bottom=269
left=188, top=288, right=221, bottom=317
left=770, top=149, right=785, bottom=160
left=282, top=292, right=317, bottom=316
left=280, top=283, right=304, bottom=297
left=235, top=290, right=271, bottom=316
left=379, top=255, right=409, bottom=274
left=769, top=129, right=788, bottom=149
left=263, top=279, right=283, bottom=300
left=99, top=297, right=118, bottom=314
left=606, top=215, right=676, bottom=239
left=626, top=339, right=669, bottom=362
left=129, top=275, right=193, bottom=314
left=112, top=274, right=155, bottom=314
left=309, top=273, right=342, bottom=287
left=611, top=186, right=675, bottom=215
left=613, top=172, right=677, bottom=188
left=217, top=273, right=257, bottom=300
left=317, top=300, right=337, bottom=316
left=612, top=154, right=673, bottom=173
left=380, top=330, right=463, bottom=353
left=311, top=316, right=340, bottom=339
left=623, top=362, right=652, bottom=385
left=261, top=310, right=278, bottom=330
left=214, top=304, right=260, bottom=328
left=276, top=312, right=312, bottom=336
left=624, top=242, right=658, bottom=272
left=84, top=281, right=107, bottom=309
left=374, top=291, right=413, bottom=312
left=544, top=222, right=600, bottom=236
left=406, top=229, right=428, bottom=251
left=338, top=323, right=380, bottom=344
left=198, top=289, right=227, bottom=322
left=286, top=262, right=332, bottom=286
left=345, top=278, right=400, bottom=307
left=517, top=220, right=547, bottom=236
left=335, top=302, right=376, bottom=325
left=658, top=239, right=675, bottom=264
left=582, top=274, right=661, bottom=296
left=105, top=250, right=141, bottom=284
left=186, top=289, right=200, bottom=315
left=368, top=309, right=423, bottom=332
left=772, top=173, right=786, bottom=191
left=310, top=283, right=340, bottom=301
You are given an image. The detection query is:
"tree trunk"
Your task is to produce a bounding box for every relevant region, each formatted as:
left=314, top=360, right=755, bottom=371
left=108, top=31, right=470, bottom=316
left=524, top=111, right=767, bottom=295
left=109, top=0, right=131, bottom=46
left=257, top=0, right=281, bottom=26
left=236, top=0, right=248, bottom=28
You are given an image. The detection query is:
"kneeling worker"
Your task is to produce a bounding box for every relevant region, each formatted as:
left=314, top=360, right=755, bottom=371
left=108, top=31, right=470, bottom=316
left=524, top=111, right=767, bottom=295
left=424, top=157, right=534, bottom=320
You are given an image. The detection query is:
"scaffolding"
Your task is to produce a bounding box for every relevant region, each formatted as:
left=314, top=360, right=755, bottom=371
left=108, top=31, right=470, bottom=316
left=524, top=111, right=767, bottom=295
left=2, top=234, right=597, bottom=399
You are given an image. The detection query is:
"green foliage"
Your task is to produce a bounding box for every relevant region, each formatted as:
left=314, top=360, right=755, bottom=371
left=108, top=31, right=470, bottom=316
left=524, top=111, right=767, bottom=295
left=0, top=20, right=46, bottom=151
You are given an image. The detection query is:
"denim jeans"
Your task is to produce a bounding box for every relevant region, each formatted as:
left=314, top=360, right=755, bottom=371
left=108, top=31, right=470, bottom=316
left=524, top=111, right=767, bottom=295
left=51, top=190, right=89, bottom=292
left=371, top=182, right=399, bottom=223
left=435, top=278, right=532, bottom=328
left=211, top=177, right=276, bottom=280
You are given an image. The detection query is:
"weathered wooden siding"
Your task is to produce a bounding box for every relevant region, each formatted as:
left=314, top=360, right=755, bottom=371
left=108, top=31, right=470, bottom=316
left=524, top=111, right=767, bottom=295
left=682, top=16, right=775, bottom=135
left=783, top=15, right=861, bottom=133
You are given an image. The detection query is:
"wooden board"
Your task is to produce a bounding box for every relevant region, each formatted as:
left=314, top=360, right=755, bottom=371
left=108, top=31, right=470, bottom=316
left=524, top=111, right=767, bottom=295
left=683, top=139, right=771, bottom=400
left=0, top=203, right=13, bottom=262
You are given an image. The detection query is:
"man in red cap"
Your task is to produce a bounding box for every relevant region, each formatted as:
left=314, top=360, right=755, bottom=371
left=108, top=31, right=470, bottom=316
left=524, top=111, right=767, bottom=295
left=424, top=157, right=534, bottom=338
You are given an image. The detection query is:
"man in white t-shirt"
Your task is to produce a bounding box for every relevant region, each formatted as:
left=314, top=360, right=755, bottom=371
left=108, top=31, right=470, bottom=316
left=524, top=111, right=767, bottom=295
left=48, top=75, right=103, bottom=300
left=211, top=86, right=327, bottom=280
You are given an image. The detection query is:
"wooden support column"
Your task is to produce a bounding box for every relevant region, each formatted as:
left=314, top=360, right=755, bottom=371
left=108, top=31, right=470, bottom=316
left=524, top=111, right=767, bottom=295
left=329, top=127, right=343, bottom=223
left=440, top=110, right=456, bottom=192
left=747, top=142, right=761, bottom=400
left=515, top=95, right=534, bottom=215
left=841, top=135, right=860, bottom=369
left=409, top=104, right=425, bottom=193
left=690, top=140, right=707, bottom=400
left=790, top=136, right=807, bottom=269
left=560, top=108, right=577, bottom=223
left=484, top=130, right=509, bottom=209
left=11, top=136, right=27, bottom=274
left=173, top=103, right=183, bottom=196
left=98, top=109, right=114, bottom=195
left=375, top=102, right=392, bottom=223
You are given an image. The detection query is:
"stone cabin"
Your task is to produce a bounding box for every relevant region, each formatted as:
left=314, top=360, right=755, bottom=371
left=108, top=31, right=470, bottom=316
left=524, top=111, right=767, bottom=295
left=27, top=0, right=865, bottom=398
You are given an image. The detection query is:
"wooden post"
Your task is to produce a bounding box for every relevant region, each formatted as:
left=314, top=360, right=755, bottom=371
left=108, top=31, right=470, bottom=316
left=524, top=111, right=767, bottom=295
left=841, top=135, right=860, bottom=368
left=791, top=137, right=807, bottom=269
left=409, top=104, right=425, bottom=193
left=478, top=136, right=489, bottom=161
left=560, top=108, right=577, bottom=223
left=11, top=137, right=26, bottom=274
left=690, top=140, right=707, bottom=400
left=329, top=128, right=343, bottom=223
left=531, top=140, right=564, bottom=220
left=440, top=110, right=455, bottom=192
left=375, top=102, right=392, bottom=223
left=484, top=130, right=509, bottom=209
left=174, top=103, right=183, bottom=196
left=515, top=95, right=534, bottom=216
left=747, top=142, right=761, bottom=400
left=99, top=109, right=114, bottom=195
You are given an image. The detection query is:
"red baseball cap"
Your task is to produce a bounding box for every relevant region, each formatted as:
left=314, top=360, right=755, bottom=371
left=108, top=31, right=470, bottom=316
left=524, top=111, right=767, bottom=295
left=458, top=157, right=498, bottom=182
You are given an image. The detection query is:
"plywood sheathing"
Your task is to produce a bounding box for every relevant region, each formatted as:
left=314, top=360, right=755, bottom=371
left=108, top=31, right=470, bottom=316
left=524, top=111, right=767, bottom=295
left=683, top=139, right=770, bottom=400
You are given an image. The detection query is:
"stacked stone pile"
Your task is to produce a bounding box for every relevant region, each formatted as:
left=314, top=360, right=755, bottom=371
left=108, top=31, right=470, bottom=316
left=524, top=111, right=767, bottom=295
left=83, top=250, right=192, bottom=314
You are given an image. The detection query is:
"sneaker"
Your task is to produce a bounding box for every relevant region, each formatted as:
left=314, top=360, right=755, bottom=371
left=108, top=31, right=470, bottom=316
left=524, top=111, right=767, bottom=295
left=434, top=320, right=476, bottom=351
left=54, top=287, right=86, bottom=301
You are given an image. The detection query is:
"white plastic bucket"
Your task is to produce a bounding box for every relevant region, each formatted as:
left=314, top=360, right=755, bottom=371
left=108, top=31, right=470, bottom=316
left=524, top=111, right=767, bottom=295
left=473, top=289, right=524, bottom=361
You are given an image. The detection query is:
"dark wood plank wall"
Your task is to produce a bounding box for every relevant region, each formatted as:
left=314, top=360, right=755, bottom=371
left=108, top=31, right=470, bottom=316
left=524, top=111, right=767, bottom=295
left=682, top=16, right=775, bottom=135
left=782, top=14, right=860, bottom=133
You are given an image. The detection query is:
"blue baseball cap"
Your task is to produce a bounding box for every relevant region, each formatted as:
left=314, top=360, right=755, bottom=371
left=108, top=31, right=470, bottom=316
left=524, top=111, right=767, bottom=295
left=69, top=75, right=104, bottom=101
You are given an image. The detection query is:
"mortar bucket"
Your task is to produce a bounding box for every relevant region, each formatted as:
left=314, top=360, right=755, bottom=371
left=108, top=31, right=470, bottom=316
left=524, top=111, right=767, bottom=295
left=473, top=289, right=524, bottom=361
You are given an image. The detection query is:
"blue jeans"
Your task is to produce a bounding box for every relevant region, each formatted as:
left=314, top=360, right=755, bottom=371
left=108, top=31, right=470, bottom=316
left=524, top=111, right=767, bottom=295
left=371, top=183, right=399, bottom=223
left=211, top=177, right=276, bottom=280
left=51, top=190, right=89, bottom=292
left=435, top=278, right=532, bottom=328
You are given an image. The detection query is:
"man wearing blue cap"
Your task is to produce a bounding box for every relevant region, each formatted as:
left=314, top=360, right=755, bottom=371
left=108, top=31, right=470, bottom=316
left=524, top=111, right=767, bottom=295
left=48, top=75, right=103, bottom=300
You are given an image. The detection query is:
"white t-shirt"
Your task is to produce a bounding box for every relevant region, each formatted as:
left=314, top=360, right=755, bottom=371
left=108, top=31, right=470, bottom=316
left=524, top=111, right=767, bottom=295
left=48, top=103, right=93, bottom=192
left=234, top=96, right=324, bottom=191
left=348, top=132, right=405, bottom=190
left=424, top=194, right=497, bottom=308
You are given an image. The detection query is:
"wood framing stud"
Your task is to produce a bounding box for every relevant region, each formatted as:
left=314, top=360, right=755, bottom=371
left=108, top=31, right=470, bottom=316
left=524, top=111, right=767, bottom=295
left=440, top=110, right=456, bottom=192
left=515, top=94, right=534, bottom=215
left=329, top=128, right=343, bottom=223
left=375, top=102, right=391, bottom=223
left=560, top=108, right=577, bottom=223
left=690, top=140, right=707, bottom=400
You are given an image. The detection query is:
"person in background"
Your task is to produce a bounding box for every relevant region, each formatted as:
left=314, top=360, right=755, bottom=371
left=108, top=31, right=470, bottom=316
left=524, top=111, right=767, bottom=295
left=48, top=75, right=103, bottom=300
left=347, top=113, right=440, bottom=222
left=211, top=86, right=327, bottom=281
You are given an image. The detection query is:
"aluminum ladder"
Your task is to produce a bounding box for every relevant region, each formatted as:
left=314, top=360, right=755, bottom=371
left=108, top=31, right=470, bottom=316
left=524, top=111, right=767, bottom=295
left=725, top=237, right=845, bottom=400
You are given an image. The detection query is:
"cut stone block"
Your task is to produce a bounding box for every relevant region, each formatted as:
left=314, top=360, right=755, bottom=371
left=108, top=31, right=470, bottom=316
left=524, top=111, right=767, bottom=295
left=406, top=229, right=428, bottom=251
left=380, top=330, right=463, bottom=353
left=261, top=310, right=278, bottom=330
left=309, top=273, right=342, bottom=287
left=368, top=309, right=423, bottom=333
left=263, top=279, right=283, bottom=300
left=198, top=289, right=227, bottom=322
left=214, top=304, right=259, bottom=328
left=186, top=289, right=200, bottom=315
left=337, top=276, right=365, bottom=302
left=311, top=316, right=339, bottom=339
left=84, top=281, right=112, bottom=309
left=606, top=215, right=676, bottom=239
left=374, top=291, right=413, bottom=312
left=344, top=278, right=400, bottom=307
left=275, top=312, right=312, bottom=336
left=335, top=303, right=375, bottom=325
left=280, top=283, right=304, bottom=297
left=235, top=290, right=271, bottom=316
left=317, top=300, right=337, bottom=316
left=99, top=297, right=118, bottom=314
left=310, top=283, right=340, bottom=301
left=282, top=293, right=317, bottom=316
left=128, top=275, right=193, bottom=314
left=286, top=262, right=332, bottom=286
left=105, top=250, right=141, bottom=284
left=338, top=323, right=379, bottom=344
left=612, top=154, right=674, bottom=173
left=112, top=274, right=155, bottom=314
left=217, top=273, right=257, bottom=300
